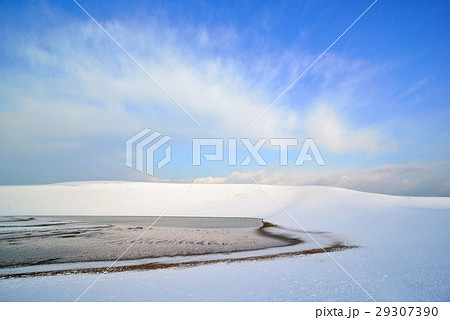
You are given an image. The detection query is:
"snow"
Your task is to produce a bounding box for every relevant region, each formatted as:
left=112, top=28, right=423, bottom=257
left=0, top=181, right=449, bottom=301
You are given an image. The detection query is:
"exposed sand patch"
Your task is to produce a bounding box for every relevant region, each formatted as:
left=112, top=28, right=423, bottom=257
left=0, top=216, right=353, bottom=278
left=0, top=216, right=291, bottom=268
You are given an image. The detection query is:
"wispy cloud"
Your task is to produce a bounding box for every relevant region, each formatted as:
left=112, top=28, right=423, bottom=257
left=302, top=104, right=387, bottom=154
left=0, top=17, right=387, bottom=152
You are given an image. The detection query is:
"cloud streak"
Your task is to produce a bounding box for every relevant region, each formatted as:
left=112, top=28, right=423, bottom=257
left=0, top=15, right=388, bottom=151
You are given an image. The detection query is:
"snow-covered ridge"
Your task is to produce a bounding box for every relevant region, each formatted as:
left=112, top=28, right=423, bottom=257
left=1, top=181, right=450, bottom=301
left=0, top=181, right=449, bottom=220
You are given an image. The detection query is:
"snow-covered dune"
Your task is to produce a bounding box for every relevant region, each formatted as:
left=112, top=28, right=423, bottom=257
left=1, top=181, right=448, bottom=218
left=0, top=182, right=449, bottom=301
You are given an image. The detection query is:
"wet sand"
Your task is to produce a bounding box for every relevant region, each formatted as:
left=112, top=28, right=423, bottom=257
left=0, top=216, right=354, bottom=278
left=0, top=216, right=296, bottom=268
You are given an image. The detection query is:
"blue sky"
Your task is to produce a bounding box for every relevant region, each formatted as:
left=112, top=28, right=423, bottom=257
left=0, top=0, right=449, bottom=196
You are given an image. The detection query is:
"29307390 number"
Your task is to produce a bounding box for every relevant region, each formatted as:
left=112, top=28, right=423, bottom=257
left=375, top=306, right=438, bottom=317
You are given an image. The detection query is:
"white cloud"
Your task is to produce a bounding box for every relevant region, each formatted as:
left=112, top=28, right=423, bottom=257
left=302, top=104, right=385, bottom=154
left=0, top=18, right=386, bottom=152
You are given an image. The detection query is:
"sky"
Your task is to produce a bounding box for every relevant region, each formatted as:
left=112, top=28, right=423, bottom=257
left=0, top=0, right=449, bottom=196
